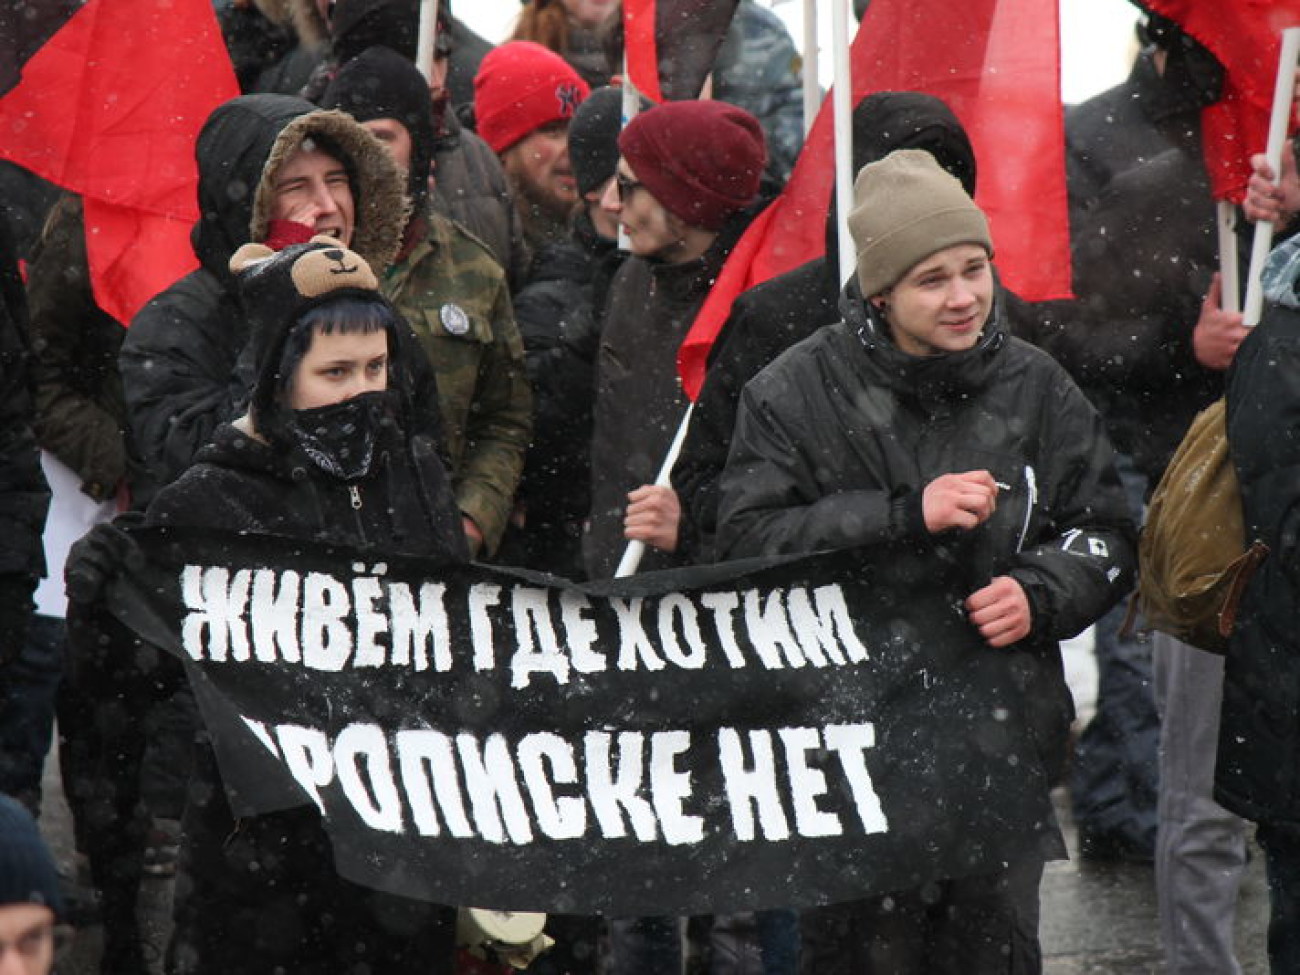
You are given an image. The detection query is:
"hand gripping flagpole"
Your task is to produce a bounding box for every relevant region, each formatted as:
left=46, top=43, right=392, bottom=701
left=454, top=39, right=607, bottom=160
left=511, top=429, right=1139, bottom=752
left=1243, top=27, right=1300, bottom=327
left=614, top=403, right=695, bottom=578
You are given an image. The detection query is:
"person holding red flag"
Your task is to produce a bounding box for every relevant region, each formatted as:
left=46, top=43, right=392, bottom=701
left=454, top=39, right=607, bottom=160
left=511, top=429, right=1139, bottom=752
left=584, top=98, right=772, bottom=581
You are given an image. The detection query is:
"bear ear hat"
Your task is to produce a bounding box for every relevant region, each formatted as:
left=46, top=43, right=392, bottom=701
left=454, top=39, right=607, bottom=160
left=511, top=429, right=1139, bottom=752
left=228, top=235, right=349, bottom=276
left=229, top=242, right=277, bottom=275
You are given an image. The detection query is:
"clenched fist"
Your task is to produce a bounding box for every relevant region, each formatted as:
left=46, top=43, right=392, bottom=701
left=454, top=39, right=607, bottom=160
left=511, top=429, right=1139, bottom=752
left=922, top=470, right=998, bottom=533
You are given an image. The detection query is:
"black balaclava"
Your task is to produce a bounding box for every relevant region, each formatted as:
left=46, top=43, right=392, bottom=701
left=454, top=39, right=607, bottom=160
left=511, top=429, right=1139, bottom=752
left=321, top=45, right=436, bottom=213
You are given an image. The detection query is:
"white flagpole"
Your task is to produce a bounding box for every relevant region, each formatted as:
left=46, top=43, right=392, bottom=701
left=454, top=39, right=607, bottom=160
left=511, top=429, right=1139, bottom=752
left=1243, top=27, right=1300, bottom=327
left=415, top=0, right=440, bottom=82
left=831, top=0, right=854, bottom=287
left=802, top=0, right=820, bottom=137
left=1217, top=202, right=1239, bottom=313
left=619, top=55, right=644, bottom=253
left=614, top=404, right=695, bottom=578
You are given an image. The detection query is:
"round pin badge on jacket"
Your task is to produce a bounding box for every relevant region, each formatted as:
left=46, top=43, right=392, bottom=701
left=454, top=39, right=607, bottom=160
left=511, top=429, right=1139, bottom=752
left=440, top=303, right=470, bottom=336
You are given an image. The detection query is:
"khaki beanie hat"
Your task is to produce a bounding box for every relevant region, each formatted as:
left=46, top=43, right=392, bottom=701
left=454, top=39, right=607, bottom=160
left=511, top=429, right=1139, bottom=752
left=848, top=148, right=993, bottom=298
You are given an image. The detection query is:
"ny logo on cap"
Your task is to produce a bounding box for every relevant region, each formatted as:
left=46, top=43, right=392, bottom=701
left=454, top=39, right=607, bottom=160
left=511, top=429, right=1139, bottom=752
left=556, top=82, right=583, bottom=118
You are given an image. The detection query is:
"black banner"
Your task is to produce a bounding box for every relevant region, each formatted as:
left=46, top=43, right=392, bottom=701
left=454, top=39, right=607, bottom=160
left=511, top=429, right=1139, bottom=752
left=108, top=529, right=1063, bottom=916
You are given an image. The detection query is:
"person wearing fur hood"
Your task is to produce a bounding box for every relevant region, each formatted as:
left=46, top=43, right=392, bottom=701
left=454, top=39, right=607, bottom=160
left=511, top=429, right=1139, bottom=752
left=121, top=93, right=446, bottom=489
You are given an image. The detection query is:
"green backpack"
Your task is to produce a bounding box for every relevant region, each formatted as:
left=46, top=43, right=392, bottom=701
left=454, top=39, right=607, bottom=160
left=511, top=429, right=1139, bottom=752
left=1138, top=397, right=1268, bottom=654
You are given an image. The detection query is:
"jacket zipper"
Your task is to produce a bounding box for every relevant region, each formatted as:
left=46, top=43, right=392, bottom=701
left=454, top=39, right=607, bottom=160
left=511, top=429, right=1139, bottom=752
left=1015, top=465, right=1037, bottom=552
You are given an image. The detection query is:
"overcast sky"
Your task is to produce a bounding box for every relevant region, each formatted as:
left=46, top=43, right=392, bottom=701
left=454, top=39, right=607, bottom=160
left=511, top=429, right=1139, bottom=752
left=455, top=0, right=1141, bottom=106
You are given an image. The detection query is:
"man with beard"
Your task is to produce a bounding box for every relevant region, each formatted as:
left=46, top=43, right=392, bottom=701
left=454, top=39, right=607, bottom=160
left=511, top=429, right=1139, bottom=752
left=472, top=41, right=590, bottom=266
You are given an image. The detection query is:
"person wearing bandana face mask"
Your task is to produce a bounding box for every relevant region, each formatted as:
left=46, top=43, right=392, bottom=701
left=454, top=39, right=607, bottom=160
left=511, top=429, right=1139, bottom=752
left=138, top=237, right=467, bottom=974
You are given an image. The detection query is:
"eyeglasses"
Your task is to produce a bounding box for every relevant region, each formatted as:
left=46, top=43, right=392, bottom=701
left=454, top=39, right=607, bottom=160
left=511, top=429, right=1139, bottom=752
left=615, top=172, right=644, bottom=202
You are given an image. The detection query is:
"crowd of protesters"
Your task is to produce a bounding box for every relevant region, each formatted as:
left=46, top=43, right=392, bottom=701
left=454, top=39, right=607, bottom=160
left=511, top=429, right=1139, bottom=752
left=3, top=0, right=1300, bottom=973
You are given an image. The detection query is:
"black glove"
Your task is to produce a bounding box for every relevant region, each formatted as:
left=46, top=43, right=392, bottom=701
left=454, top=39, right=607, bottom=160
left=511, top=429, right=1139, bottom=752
left=65, top=514, right=144, bottom=606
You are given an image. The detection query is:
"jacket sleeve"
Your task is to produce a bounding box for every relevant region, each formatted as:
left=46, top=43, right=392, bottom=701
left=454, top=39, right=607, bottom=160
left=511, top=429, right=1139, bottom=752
left=716, top=383, right=925, bottom=559
left=121, top=276, right=253, bottom=487
left=1006, top=376, right=1137, bottom=642
left=26, top=196, right=129, bottom=500
left=454, top=279, right=532, bottom=556
left=0, top=215, right=50, bottom=578
left=1225, top=312, right=1300, bottom=593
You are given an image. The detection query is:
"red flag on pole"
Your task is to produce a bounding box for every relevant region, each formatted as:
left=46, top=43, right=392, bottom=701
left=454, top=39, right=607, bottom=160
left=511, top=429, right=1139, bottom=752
left=1141, top=0, right=1300, bottom=202
left=678, top=0, right=1069, bottom=401
left=0, top=0, right=239, bottom=325
left=623, top=0, right=740, bottom=102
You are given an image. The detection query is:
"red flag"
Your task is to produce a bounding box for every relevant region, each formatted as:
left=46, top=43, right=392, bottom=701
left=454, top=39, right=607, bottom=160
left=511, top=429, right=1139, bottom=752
left=0, top=0, right=239, bottom=325
left=623, top=0, right=740, bottom=103
left=678, top=0, right=1069, bottom=401
left=1142, top=0, right=1300, bottom=202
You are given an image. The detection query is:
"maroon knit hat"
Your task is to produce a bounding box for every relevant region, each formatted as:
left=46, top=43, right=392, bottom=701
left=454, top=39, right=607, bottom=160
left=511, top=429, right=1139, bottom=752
left=618, top=100, right=767, bottom=231
left=473, top=41, right=591, bottom=154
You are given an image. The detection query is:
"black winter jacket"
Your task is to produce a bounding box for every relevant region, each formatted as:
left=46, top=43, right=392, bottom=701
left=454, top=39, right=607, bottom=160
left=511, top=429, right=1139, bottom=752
left=141, top=415, right=465, bottom=972
left=507, top=212, right=623, bottom=577
left=1015, top=146, right=1226, bottom=487
left=672, top=91, right=979, bottom=561
left=718, top=290, right=1135, bottom=643
left=146, top=419, right=467, bottom=560
left=717, top=292, right=1136, bottom=781
left=1219, top=301, right=1300, bottom=826
left=0, top=212, right=49, bottom=581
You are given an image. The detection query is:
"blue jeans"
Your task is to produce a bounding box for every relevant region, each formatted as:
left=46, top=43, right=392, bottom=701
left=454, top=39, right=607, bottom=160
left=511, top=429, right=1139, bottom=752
left=0, top=614, right=64, bottom=810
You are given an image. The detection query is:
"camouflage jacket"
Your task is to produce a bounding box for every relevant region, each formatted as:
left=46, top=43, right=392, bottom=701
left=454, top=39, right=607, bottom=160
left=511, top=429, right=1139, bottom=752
left=382, top=212, right=532, bottom=557
left=714, top=0, right=805, bottom=181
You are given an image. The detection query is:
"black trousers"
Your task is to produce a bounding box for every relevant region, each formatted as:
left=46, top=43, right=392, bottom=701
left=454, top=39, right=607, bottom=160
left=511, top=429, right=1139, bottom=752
left=798, top=857, right=1044, bottom=975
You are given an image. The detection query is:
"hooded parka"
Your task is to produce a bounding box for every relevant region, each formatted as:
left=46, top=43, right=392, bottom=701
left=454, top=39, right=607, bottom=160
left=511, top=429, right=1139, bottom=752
left=121, top=94, right=410, bottom=487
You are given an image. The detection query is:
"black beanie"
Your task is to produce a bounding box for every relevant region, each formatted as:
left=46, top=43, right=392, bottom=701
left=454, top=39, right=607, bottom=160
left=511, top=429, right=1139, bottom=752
left=0, top=796, right=65, bottom=921
left=321, top=46, right=436, bottom=210
left=330, top=0, right=418, bottom=62
left=568, top=85, right=626, bottom=197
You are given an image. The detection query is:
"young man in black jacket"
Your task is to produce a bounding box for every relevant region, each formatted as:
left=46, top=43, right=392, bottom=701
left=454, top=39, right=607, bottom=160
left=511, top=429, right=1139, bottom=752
left=717, top=150, right=1136, bottom=975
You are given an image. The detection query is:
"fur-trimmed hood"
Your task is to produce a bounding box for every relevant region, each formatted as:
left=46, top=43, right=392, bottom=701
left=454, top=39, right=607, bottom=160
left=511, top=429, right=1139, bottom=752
left=192, top=94, right=408, bottom=283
